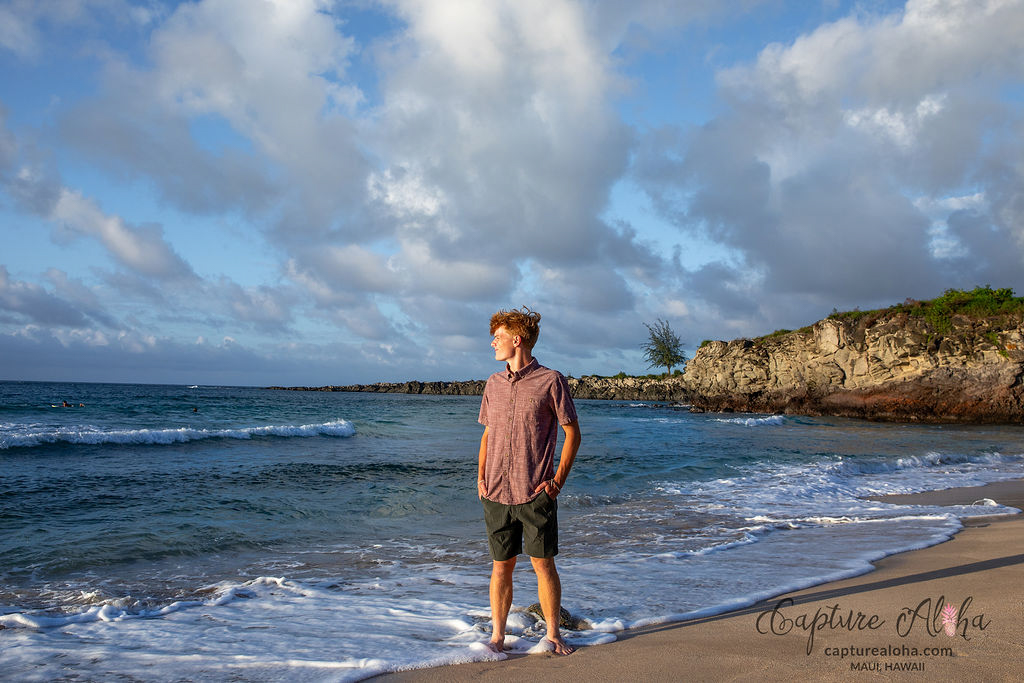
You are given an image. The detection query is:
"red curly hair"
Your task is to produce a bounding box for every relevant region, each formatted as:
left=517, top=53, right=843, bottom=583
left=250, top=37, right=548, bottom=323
left=490, top=306, right=542, bottom=350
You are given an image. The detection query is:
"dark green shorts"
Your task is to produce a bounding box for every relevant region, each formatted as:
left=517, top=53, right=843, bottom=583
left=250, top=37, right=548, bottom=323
left=481, top=492, right=558, bottom=561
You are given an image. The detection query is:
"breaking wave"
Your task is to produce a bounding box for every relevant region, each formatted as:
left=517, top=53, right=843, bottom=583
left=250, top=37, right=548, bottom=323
left=0, top=419, right=355, bottom=449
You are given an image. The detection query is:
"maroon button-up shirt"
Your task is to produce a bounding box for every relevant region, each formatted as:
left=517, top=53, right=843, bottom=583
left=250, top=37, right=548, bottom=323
left=478, top=358, right=578, bottom=505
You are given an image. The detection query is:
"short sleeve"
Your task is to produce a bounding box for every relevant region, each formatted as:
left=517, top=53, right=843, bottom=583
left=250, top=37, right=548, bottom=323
left=478, top=381, right=490, bottom=426
left=550, top=373, right=577, bottom=425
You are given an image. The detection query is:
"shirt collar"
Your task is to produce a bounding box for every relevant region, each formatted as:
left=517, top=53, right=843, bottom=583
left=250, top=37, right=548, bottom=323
left=505, top=357, right=539, bottom=382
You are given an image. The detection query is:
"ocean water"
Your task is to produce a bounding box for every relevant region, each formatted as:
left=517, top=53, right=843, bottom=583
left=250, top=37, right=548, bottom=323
left=2, top=381, right=1023, bottom=680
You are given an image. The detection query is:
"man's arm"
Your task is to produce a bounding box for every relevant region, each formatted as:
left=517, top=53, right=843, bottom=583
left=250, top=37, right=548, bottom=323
left=538, top=420, right=581, bottom=498
left=477, top=426, right=489, bottom=499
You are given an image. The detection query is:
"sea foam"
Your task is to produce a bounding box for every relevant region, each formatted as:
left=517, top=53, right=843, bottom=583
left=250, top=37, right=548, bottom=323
left=0, top=419, right=355, bottom=449
left=713, top=415, right=785, bottom=426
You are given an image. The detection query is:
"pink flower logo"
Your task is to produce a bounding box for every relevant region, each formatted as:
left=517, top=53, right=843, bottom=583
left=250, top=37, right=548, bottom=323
left=941, top=602, right=958, bottom=637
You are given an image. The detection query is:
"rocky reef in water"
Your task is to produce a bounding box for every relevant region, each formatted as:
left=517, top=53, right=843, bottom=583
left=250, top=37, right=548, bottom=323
left=568, top=374, right=688, bottom=401
left=266, top=380, right=487, bottom=396
left=266, top=375, right=689, bottom=402
left=684, top=289, right=1024, bottom=423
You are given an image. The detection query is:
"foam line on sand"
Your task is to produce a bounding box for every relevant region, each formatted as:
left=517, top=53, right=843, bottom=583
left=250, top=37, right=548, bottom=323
left=376, top=479, right=1024, bottom=681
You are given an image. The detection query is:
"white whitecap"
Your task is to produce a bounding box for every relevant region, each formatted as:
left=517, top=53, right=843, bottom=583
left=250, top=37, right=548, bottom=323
left=713, top=415, right=785, bottom=426
left=0, top=419, right=355, bottom=449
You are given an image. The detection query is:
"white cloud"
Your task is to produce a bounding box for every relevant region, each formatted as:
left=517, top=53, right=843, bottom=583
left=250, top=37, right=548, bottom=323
left=914, top=192, right=988, bottom=259
left=368, top=166, right=453, bottom=238
left=293, top=245, right=400, bottom=295
left=52, top=190, right=195, bottom=280
left=395, top=240, right=513, bottom=301
left=148, top=0, right=363, bottom=198
left=0, top=108, right=62, bottom=214
left=531, top=262, right=635, bottom=314
left=374, top=0, right=630, bottom=264
left=216, top=278, right=295, bottom=331
left=0, top=2, right=36, bottom=59
left=724, top=0, right=1024, bottom=108
left=0, top=0, right=164, bottom=60
left=0, top=265, right=91, bottom=327
left=843, top=93, right=946, bottom=148
left=1, top=110, right=196, bottom=285
left=638, top=0, right=1024, bottom=336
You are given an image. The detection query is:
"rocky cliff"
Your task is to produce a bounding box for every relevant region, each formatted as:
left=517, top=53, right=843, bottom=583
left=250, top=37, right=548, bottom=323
left=684, top=309, right=1024, bottom=423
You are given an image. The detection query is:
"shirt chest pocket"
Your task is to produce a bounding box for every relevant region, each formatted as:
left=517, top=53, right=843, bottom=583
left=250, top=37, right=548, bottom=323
left=523, top=396, right=551, bottom=423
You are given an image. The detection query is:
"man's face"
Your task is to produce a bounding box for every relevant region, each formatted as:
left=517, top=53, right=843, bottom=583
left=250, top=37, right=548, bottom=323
left=491, top=326, right=518, bottom=362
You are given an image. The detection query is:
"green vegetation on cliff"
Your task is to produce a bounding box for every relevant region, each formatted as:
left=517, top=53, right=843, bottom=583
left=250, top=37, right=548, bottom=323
left=743, top=287, right=1024, bottom=345
left=827, top=286, right=1024, bottom=335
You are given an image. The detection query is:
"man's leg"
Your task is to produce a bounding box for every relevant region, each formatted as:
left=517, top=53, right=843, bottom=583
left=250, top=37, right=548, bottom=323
left=530, top=556, right=575, bottom=655
left=488, top=557, right=517, bottom=652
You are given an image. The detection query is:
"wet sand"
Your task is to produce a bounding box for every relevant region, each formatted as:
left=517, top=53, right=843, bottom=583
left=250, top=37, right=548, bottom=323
left=377, top=479, right=1024, bottom=681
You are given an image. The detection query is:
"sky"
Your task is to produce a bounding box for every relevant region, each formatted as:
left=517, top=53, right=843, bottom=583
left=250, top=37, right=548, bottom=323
left=2, top=0, right=1023, bottom=386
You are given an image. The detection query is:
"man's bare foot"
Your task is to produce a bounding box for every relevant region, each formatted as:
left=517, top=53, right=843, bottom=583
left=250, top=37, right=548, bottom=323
left=486, top=637, right=505, bottom=654
left=545, top=635, right=575, bottom=655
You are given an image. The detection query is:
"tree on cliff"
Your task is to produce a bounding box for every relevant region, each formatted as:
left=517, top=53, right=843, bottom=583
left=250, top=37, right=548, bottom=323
left=641, top=319, right=686, bottom=375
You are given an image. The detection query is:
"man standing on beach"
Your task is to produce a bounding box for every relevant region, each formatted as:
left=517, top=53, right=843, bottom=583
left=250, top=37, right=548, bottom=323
left=477, top=307, right=582, bottom=656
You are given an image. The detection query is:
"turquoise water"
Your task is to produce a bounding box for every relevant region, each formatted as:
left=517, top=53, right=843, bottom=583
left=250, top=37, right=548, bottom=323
left=2, top=381, right=1023, bottom=680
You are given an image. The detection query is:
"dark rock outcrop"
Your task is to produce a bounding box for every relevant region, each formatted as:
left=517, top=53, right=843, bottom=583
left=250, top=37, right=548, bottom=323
left=568, top=375, right=689, bottom=401
left=266, top=380, right=487, bottom=396
left=266, top=375, right=689, bottom=402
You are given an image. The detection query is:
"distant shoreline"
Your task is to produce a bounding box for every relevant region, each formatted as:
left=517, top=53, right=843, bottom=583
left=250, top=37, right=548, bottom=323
left=266, top=374, right=691, bottom=402
left=266, top=379, right=486, bottom=396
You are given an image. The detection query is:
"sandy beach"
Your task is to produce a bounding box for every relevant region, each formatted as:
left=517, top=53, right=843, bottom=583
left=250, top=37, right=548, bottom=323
left=378, top=479, right=1024, bottom=681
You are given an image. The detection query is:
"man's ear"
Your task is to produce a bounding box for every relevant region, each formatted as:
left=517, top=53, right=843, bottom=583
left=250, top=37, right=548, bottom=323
left=513, top=335, right=521, bottom=347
